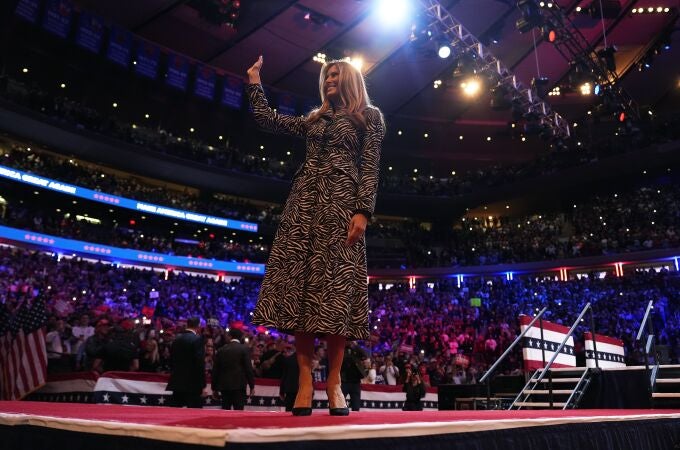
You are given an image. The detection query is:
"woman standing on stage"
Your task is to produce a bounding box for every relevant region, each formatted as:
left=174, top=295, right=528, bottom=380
left=245, top=55, right=385, bottom=416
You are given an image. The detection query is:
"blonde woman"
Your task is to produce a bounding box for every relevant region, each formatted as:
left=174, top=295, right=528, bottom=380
left=246, top=56, right=385, bottom=416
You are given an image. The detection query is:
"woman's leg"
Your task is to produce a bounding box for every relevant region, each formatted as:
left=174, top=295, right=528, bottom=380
left=325, top=334, right=348, bottom=409
left=293, top=332, right=315, bottom=409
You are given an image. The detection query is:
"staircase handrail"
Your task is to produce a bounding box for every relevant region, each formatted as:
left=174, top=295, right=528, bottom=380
left=480, top=306, right=548, bottom=384
left=636, top=300, right=654, bottom=342
left=532, top=303, right=591, bottom=387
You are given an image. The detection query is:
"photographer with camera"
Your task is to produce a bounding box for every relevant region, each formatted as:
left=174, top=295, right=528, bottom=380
left=402, top=364, right=426, bottom=411
left=341, top=341, right=368, bottom=411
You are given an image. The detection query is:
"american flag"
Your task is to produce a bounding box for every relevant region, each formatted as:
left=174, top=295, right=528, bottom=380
left=0, top=297, right=47, bottom=400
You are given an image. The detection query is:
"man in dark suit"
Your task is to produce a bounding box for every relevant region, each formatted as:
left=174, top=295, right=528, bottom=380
left=166, top=317, right=205, bottom=408
left=279, top=344, right=299, bottom=411
left=212, top=328, right=255, bottom=410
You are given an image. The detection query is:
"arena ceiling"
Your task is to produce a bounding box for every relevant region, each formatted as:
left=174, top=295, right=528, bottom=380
left=70, top=0, right=680, bottom=165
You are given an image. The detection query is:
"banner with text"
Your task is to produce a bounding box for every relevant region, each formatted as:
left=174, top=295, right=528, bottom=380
left=42, top=0, right=73, bottom=38
left=107, top=26, right=132, bottom=67
left=75, top=11, right=105, bottom=54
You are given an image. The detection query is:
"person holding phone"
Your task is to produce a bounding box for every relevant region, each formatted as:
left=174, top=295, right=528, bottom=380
left=402, top=364, right=426, bottom=411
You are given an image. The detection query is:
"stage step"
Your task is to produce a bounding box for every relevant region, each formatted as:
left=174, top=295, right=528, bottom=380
left=511, top=367, right=592, bottom=410
left=538, top=378, right=581, bottom=383
left=514, top=402, right=567, bottom=408
left=522, top=389, right=573, bottom=395
left=656, top=379, right=680, bottom=384
left=652, top=393, right=680, bottom=398
left=537, top=367, right=587, bottom=373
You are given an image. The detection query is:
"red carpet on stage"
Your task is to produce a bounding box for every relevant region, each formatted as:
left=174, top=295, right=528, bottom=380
left=2, top=401, right=680, bottom=450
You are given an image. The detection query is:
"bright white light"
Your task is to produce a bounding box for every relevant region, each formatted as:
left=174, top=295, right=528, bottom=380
left=580, top=82, right=592, bottom=95
left=461, top=77, right=481, bottom=96
left=438, top=45, right=451, bottom=59
left=377, top=0, right=410, bottom=25
left=348, top=57, right=363, bottom=71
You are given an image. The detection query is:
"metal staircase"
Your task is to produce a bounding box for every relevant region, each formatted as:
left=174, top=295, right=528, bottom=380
left=652, top=365, right=680, bottom=408
left=511, top=367, right=593, bottom=409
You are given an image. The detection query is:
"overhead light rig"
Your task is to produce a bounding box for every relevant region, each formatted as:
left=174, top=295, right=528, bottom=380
left=518, top=0, right=640, bottom=121
left=417, top=0, right=570, bottom=139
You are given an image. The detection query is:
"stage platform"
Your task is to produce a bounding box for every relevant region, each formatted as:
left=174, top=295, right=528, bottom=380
left=2, top=401, right=680, bottom=450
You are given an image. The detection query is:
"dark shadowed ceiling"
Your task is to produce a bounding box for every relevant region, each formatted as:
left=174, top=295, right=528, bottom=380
left=71, top=0, right=680, bottom=166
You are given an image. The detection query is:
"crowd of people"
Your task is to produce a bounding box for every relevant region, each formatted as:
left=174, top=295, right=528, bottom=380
left=1, top=201, right=270, bottom=263
left=0, top=138, right=281, bottom=227
left=3, top=136, right=680, bottom=270
left=4, top=76, right=680, bottom=198
left=2, top=246, right=678, bottom=388
left=368, top=180, right=680, bottom=268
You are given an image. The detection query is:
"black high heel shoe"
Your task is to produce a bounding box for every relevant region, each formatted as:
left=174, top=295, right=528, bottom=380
left=292, top=407, right=312, bottom=416
left=329, top=407, right=349, bottom=416
left=327, top=387, right=350, bottom=416
left=291, top=385, right=314, bottom=416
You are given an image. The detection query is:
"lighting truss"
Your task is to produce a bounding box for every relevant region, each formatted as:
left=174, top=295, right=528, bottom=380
left=418, top=0, right=570, bottom=138
left=530, top=1, right=639, bottom=120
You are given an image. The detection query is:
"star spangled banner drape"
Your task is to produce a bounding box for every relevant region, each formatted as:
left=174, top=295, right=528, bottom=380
left=519, top=314, right=577, bottom=371
left=27, top=371, right=440, bottom=410
left=0, top=297, right=48, bottom=400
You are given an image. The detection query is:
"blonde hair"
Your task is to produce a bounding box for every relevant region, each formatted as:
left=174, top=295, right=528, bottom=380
left=307, top=60, right=372, bottom=130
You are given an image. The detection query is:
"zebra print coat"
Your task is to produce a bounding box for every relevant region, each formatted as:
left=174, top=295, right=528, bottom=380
left=246, top=83, right=384, bottom=340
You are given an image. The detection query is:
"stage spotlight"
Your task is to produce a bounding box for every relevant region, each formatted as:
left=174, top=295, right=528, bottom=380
left=541, top=22, right=559, bottom=43
left=461, top=77, right=482, bottom=97
left=532, top=77, right=550, bottom=99
left=516, top=0, right=544, bottom=33
left=580, top=82, right=592, bottom=95
left=438, top=43, right=451, bottom=59
left=377, top=0, right=410, bottom=25
left=597, top=46, right=617, bottom=72
left=568, top=59, right=593, bottom=87
left=594, top=83, right=602, bottom=96
left=343, top=56, right=363, bottom=71
left=409, top=13, right=433, bottom=43
left=588, top=0, right=621, bottom=19
left=490, top=84, right=511, bottom=110
left=453, top=53, right=476, bottom=78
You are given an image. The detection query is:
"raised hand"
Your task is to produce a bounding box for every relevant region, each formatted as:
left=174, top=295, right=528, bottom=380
left=247, top=55, right=263, bottom=84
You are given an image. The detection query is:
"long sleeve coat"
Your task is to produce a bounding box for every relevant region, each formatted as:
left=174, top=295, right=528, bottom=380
left=246, top=83, right=385, bottom=340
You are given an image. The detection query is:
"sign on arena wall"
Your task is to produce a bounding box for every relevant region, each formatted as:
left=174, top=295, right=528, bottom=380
left=584, top=332, right=626, bottom=368
left=519, top=315, right=577, bottom=370
left=27, top=372, right=439, bottom=411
